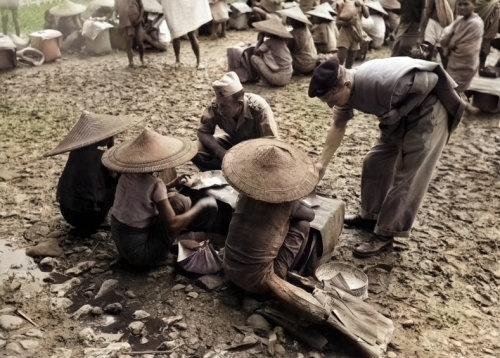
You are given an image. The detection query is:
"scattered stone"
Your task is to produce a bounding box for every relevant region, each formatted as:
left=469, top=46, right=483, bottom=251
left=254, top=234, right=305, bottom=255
left=104, top=303, right=122, bottom=315
left=65, top=261, right=95, bottom=276
left=158, top=340, right=176, bottom=350
left=197, top=275, right=225, bottom=290
left=83, top=342, right=131, bottom=358
left=95, top=279, right=118, bottom=299
left=0, top=314, right=25, bottom=331
left=50, top=278, right=81, bottom=297
left=0, top=339, right=6, bottom=348
left=140, top=336, right=149, bottom=344
left=10, top=263, right=22, bottom=269
left=71, top=304, right=92, bottom=319
left=9, top=281, right=21, bottom=291
left=174, top=321, right=188, bottom=331
left=387, top=352, right=397, bottom=358
left=25, top=328, right=44, bottom=338
left=402, top=319, right=415, bottom=328
left=49, top=297, right=73, bottom=311
left=95, top=332, right=123, bottom=344
left=26, top=238, right=64, bottom=258
left=163, top=315, right=183, bottom=326
left=39, top=257, right=60, bottom=270
left=124, top=290, right=137, bottom=299
left=171, top=284, right=186, bottom=291
left=129, top=321, right=144, bottom=335
left=90, top=307, right=103, bottom=316
left=50, top=348, right=73, bottom=358
left=19, top=339, right=39, bottom=350
left=187, top=291, right=199, bottom=299
left=168, top=331, right=179, bottom=340
left=0, top=306, right=16, bottom=314
left=47, top=230, right=65, bottom=238
left=184, top=284, right=194, bottom=291
left=83, top=291, right=94, bottom=299
left=79, top=327, right=96, bottom=343
left=246, top=314, right=271, bottom=332
left=6, top=342, right=23, bottom=354
left=133, top=310, right=150, bottom=320
left=90, top=268, right=105, bottom=275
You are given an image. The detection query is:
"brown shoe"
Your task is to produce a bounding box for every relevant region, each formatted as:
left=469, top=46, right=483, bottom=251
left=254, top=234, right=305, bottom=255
left=353, top=235, right=393, bottom=258
left=344, top=214, right=377, bottom=232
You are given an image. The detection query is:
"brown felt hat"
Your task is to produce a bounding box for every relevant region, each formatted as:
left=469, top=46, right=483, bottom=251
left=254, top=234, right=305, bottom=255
left=102, top=128, right=196, bottom=173
left=222, top=138, right=318, bottom=203
left=277, top=6, right=312, bottom=25
left=252, top=18, right=293, bottom=39
left=44, top=112, right=140, bottom=157
left=49, top=0, right=86, bottom=17
left=379, top=0, right=400, bottom=10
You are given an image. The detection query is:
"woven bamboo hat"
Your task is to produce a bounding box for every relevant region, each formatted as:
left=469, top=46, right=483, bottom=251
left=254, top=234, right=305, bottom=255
left=278, top=6, right=312, bottom=25
left=49, top=0, right=86, bottom=17
left=307, top=7, right=334, bottom=21
left=230, top=1, right=252, bottom=13
left=316, top=2, right=337, bottom=15
left=89, top=0, right=114, bottom=10
left=379, top=0, right=400, bottom=10
left=222, top=138, right=318, bottom=203
left=252, top=18, right=293, bottom=39
left=365, top=1, right=388, bottom=15
left=102, top=128, right=197, bottom=173
left=45, top=112, right=140, bottom=157
left=142, top=0, right=163, bottom=14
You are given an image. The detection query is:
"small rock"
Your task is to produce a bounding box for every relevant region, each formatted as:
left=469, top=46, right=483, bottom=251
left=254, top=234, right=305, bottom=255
left=10, top=263, right=22, bottom=269
left=133, top=310, right=150, bottom=320
left=274, top=343, right=286, bottom=356
left=19, top=339, right=39, bottom=350
left=246, top=314, right=271, bottom=332
left=387, top=352, right=397, bottom=358
left=26, top=238, right=64, bottom=258
left=0, top=168, right=15, bottom=181
left=187, top=291, right=199, bottom=299
left=174, top=322, right=188, bottom=331
left=6, top=342, right=23, bottom=354
left=83, top=342, right=131, bottom=358
left=50, top=348, right=73, bottom=358
left=158, top=340, right=176, bottom=350
left=9, top=281, right=21, bottom=291
left=50, top=278, right=81, bottom=297
left=0, top=314, right=25, bottom=331
left=184, top=284, right=194, bottom=291
left=90, top=307, right=103, bottom=316
left=65, top=261, right=95, bottom=276
left=49, top=297, right=73, bottom=311
left=25, top=328, right=44, bottom=338
left=188, top=337, right=199, bottom=346
left=0, top=306, right=16, bottom=314
left=84, top=291, right=94, bottom=299
left=168, top=331, right=179, bottom=340
left=140, top=336, right=149, bottom=344
left=103, top=303, right=122, bottom=315
left=163, top=315, right=183, bottom=326
left=79, top=327, right=96, bottom=342
left=39, top=257, right=60, bottom=270
left=129, top=321, right=144, bottom=335
left=95, top=279, right=119, bottom=299
left=124, top=290, right=137, bottom=299
left=0, top=339, right=6, bottom=348
left=402, top=319, right=414, bottom=328
left=71, top=304, right=93, bottom=319
left=171, top=284, right=186, bottom=291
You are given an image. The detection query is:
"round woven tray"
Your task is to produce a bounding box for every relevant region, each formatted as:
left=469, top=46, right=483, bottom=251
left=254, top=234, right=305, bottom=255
left=315, top=262, right=369, bottom=299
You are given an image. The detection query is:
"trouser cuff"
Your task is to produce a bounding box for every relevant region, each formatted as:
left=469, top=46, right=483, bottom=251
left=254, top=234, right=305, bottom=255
left=374, top=225, right=410, bottom=238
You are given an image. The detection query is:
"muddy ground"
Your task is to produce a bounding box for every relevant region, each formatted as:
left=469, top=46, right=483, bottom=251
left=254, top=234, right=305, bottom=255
left=0, top=30, right=499, bottom=357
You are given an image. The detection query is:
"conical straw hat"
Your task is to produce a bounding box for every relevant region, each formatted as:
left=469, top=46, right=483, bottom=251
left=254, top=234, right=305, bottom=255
left=252, top=18, right=293, bottom=39
left=44, top=112, right=140, bottom=157
left=89, top=0, right=114, bottom=10
left=102, top=128, right=197, bottom=173
left=142, top=0, right=163, bottom=14
left=365, top=1, right=388, bottom=15
left=49, top=0, right=87, bottom=17
left=222, top=138, right=318, bottom=203
left=278, top=6, right=312, bottom=25
left=379, top=0, right=400, bottom=10
left=230, top=1, right=252, bottom=13
left=307, top=7, right=334, bottom=21
left=316, top=2, right=337, bottom=15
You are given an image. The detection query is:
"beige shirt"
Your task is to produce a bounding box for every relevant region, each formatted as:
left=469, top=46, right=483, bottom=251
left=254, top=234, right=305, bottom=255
left=111, top=173, right=169, bottom=228
left=258, top=37, right=293, bottom=73
left=290, top=26, right=318, bottom=68
left=198, top=93, right=279, bottom=143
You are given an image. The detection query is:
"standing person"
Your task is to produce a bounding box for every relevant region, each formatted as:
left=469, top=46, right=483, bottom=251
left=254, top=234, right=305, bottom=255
left=308, top=6, right=338, bottom=54
left=476, top=0, right=500, bottom=76
left=193, top=71, right=278, bottom=170
left=0, top=0, right=20, bottom=36
left=439, top=0, right=484, bottom=91
left=251, top=18, right=294, bottom=86
left=49, top=0, right=86, bottom=39
left=161, top=0, right=212, bottom=69
left=362, top=0, right=388, bottom=49
left=115, top=0, right=145, bottom=67
left=44, top=112, right=139, bottom=233
left=103, top=129, right=218, bottom=267
left=308, top=57, right=465, bottom=257
left=336, top=0, right=369, bottom=68
left=209, top=0, right=229, bottom=37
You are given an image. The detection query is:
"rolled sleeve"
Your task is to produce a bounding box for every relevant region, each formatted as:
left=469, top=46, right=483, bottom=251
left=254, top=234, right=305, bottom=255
left=259, top=104, right=279, bottom=138
left=333, top=106, right=354, bottom=122
left=198, top=104, right=218, bottom=135
left=152, top=178, right=169, bottom=204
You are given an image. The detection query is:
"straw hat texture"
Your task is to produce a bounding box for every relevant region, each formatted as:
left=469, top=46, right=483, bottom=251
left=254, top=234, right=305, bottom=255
left=222, top=138, right=318, bottom=203
left=277, top=6, right=312, bottom=25
left=307, top=7, right=334, bottom=21
left=252, top=18, right=293, bottom=39
left=379, top=0, right=400, bottom=10
left=49, top=0, right=86, bottom=17
left=102, top=128, right=197, bottom=173
left=89, top=0, right=114, bottom=10
left=230, top=1, right=253, bottom=13
left=316, top=2, right=337, bottom=15
left=45, top=112, right=140, bottom=156
left=365, top=1, right=388, bottom=15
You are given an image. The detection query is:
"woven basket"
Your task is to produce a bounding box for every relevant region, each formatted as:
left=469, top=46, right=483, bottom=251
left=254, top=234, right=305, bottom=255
left=315, top=262, right=369, bottom=299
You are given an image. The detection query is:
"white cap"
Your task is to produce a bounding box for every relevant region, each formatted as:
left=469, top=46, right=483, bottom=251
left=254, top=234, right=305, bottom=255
left=212, top=71, right=243, bottom=97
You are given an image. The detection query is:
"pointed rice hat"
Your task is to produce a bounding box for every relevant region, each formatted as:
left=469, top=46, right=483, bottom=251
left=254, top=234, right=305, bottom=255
left=49, top=0, right=87, bottom=17
left=44, top=112, right=140, bottom=157
left=142, top=0, right=163, bottom=14
left=365, top=1, right=388, bottom=15
left=230, top=1, right=253, bottom=13
left=307, top=7, right=334, bottom=21
left=252, top=18, right=293, bottom=39
left=102, top=128, right=197, bottom=173
left=278, top=6, right=312, bottom=25
left=89, top=0, right=114, bottom=10
left=222, top=138, right=319, bottom=203
left=316, top=2, right=337, bottom=15
left=379, top=0, right=400, bottom=10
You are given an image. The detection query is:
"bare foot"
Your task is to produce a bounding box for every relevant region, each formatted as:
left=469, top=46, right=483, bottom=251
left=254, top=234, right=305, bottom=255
left=197, top=63, right=206, bottom=70
left=174, top=61, right=182, bottom=68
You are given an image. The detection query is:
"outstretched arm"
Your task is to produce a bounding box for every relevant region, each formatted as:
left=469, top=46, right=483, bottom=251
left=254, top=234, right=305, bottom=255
left=157, top=197, right=216, bottom=234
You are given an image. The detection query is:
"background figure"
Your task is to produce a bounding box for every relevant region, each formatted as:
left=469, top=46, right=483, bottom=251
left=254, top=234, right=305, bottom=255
left=362, top=1, right=388, bottom=50
left=0, top=0, right=20, bottom=36
left=209, top=0, right=229, bottom=37
left=336, top=0, right=369, bottom=68
left=308, top=6, right=338, bottom=54
left=476, top=0, right=500, bottom=75
left=116, top=0, right=145, bottom=66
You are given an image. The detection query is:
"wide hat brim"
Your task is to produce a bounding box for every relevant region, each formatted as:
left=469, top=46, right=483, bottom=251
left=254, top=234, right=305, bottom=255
left=142, top=0, right=163, bottom=14
left=316, top=2, right=337, bottom=15
left=365, top=1, right=388, bottom=15
left=230, top=1, right=252, bottom=13
left=222, top=138, right=318, bottom=203
left=379, top=0, right=400, bottom=10
left=49, top=0, right=87, bottom=16
left=89, top=0, right=114, bottom=10
left=252, top=19, right=293, bottom=39
left=44, top=112, right=140, bottom=157
left=307, top=8, right=334, bottom=21
left=277, top=7, right=312, bottom=25
left=102, top=128, right=197, bottom=173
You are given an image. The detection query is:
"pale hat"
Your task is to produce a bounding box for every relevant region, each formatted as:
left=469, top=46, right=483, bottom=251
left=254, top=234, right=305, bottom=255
left=365, top=1, right=388, bottom=15
left=307, top=7, right=334, bottom=21
left=49, top=0, right=86, bottom=17
left=142, top=0, right=163, bottom=14
left=89, top=0, right=114, bottom=10
left=230, top=1, right=252, bottom=13
left=222, top=138, right=319, bottom=203
left=277, top=6, right=312, bottom=25
left=102, top=128, right=197, bottom=173
left=212, top=71, right=243, bottom=97
left=252, top=18, right=293, bottom=39
left=45, top=112, right=140, bottom=156
left=316, top=2, right=337, bottom=15
left=379, top=0, right=400, bottom=10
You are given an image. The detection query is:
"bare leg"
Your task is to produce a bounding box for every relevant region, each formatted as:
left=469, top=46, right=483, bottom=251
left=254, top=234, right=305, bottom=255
left=220, top=21, right=226, bottom=38
left=137, top=26, right=145, bottom=66
left=172, top=37, right=181, bottom=64
left=187, top=31, right=201, bottom=68
left=126, top=33, right=134, bottom=67
left=337, top=47, right=347, bottom=66
left=211, top=21, right=218, bottom=38
left=12, top=9, right=20, bottom=36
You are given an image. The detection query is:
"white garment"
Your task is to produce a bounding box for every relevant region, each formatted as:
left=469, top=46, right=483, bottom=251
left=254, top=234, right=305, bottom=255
left=424, top=18, right=443, bottom=46
left=362, top=14, right=385, bottom=48
left=161, top=0, right=213, bottom=38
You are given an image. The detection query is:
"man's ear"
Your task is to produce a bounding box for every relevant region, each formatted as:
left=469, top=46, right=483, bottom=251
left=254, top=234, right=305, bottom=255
left=345, top=80, right=352, bottom=89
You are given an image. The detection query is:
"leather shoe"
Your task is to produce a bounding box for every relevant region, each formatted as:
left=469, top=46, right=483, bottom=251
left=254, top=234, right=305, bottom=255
left=344, top=214, right=377, bottom=232
left=353, top=235, right=393, bottom=258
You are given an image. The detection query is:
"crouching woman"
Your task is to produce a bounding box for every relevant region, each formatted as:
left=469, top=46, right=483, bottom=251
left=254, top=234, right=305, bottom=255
left=102, top=128, right=217, bottom=267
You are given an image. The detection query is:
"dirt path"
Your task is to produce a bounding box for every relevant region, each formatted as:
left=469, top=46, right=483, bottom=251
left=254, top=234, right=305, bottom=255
left=0, top=30, right=498, bottom=357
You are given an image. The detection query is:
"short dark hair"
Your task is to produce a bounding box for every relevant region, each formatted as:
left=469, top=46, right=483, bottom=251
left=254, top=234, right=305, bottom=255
left=308, top=57, right=340, bottom=98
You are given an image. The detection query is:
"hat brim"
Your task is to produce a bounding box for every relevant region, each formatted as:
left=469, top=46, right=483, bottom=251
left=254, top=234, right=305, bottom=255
left=49, top=3, right=87, bottom=17
left=306, top=9, right=334, bottom=21
left=277, top=8, right=312, bottom=25
left=252, top=20, right=294, bottom=39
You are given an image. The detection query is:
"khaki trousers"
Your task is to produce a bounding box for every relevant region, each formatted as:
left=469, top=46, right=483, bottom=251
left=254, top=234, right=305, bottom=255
left=360, top=99, right=449, bottom=237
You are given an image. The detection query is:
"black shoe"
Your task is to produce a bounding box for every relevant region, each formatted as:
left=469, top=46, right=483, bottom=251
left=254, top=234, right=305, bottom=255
left=344, top=214, right=377, bottom=232
left=353, top=235, right=394, bottom=258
